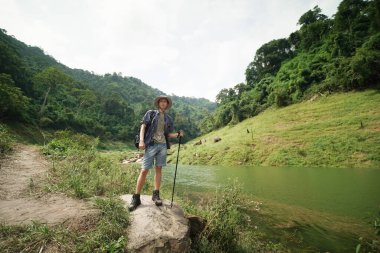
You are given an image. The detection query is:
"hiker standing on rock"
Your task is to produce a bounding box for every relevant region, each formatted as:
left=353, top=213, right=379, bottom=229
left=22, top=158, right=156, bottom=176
left=129, top=95, right=184, bottom=211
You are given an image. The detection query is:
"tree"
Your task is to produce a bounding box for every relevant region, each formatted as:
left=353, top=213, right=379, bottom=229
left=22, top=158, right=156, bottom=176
left=297, top=6, right=331, bottom=50
left=0, top=74, right=30, bottom=120
left=333, top=0, right=373, bottom=54
left=33, top=67, right=72, bottom=116
left=0, top=41, right=31, bottom=94
left=216, top=88, right=232, bottom=104
left=350, top=33, right=380, bottom=88
left=245, top=38, right=294, bottom=85
left=298, top=6, right=327, bottom=26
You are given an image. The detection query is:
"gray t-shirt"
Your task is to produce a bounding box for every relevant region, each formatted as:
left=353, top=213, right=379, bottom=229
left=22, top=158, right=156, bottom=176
left=153, top=112, right=166, bottom=144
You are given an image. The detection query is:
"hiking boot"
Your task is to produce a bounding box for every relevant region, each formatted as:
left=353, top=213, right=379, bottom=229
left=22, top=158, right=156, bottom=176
left=128, top=194, right=141, bottom=211
left=152, top=190, right=163, bottom=206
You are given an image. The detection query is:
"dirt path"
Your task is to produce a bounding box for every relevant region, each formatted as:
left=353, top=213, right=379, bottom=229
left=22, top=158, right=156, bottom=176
left=0, top=144, right=95, bottom=225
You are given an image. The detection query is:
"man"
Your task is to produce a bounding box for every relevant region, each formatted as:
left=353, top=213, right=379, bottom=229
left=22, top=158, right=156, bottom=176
left=129, top=95, right=184, bottom=211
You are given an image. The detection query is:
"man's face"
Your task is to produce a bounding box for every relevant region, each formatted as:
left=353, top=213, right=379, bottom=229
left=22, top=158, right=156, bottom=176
left=158, top=98, right=169, bottom=110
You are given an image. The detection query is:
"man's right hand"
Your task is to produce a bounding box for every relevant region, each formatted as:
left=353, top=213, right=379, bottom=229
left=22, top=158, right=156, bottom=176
left=139, top=140, right=145, bottom=150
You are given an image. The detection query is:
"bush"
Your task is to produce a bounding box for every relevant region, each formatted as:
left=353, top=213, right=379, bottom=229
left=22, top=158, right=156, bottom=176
left=0, top=74, right=30, bottom=121
left=186, top=181, right=285, bottom=253
left=271, top=88, right=290, bottom=107
left=350, top=33, right=380, bottom=88
left=0, top=123, right=14, bottom=156
left=42, top=130, right=99, bottom=158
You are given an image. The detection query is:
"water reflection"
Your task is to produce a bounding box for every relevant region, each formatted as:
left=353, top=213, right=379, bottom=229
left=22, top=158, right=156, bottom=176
left=164, top=164, right=380, bottom=219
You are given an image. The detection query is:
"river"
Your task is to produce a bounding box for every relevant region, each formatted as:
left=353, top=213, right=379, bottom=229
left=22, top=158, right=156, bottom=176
left=161, top=164, right=380, bottom=252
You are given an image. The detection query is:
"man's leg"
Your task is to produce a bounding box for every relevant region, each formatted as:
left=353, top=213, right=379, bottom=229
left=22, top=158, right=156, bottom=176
left=154, top=166, right=162, bottom=191
left=136, top=169, right=149, bottom=194
left=152, top=144, right=166, bottom=206
left=129, top=169, right=149, bottom=211
left=152, top=166, right=163, bottom=206
left=129, top=145, right=154, bottom=211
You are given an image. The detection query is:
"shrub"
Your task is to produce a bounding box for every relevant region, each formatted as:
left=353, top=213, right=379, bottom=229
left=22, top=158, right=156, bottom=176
left=186, top=181, right=285, bottom=253
left=0, top=123, right=14, bottom=156
left=42, top=130, right=99, bottom=158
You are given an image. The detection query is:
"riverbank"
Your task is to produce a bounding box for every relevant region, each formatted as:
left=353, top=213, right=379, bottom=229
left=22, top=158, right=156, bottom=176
left=170, top=90, right=380, bottom=168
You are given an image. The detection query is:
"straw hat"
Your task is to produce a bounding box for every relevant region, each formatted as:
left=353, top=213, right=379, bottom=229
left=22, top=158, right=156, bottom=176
left=154, top=95, right=172, bottom=109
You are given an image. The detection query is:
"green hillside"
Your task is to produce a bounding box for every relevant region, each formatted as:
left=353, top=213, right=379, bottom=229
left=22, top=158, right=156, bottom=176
left=200, top=0, right=380, bottom=134
left=172, top=90, right=380, bottom=168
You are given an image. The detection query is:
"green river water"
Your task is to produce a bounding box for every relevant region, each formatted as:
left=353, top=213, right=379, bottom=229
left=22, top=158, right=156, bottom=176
left=161, top=164, right=380, bottom=252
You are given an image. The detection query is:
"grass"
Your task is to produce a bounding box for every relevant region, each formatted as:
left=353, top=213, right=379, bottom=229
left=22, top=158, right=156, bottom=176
left=176, top=181, right=286, bottom=253
left=172, top=90, right=380, bottom=168
left=4, top=121, right=47, bottom=145
left=0, top=198, right=129, bottom=252
left=0, top=131, right=133, bottom=252
left=0, top=123, right=14, bottom=157
left=97, top=139, right=135, bottom=151
left=42, top=130, right=150, bottom=198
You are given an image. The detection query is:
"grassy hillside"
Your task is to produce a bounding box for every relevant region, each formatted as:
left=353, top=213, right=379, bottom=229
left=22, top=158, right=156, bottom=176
left=171, top=90, right=380, bottom=168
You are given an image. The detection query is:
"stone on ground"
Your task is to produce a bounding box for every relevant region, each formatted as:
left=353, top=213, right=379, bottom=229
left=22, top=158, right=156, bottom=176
left=120, top=194, right=191, bottom=253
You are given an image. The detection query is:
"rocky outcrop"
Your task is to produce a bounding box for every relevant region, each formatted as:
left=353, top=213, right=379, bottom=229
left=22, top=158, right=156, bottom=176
left=120, top=194, right=191, bottom=253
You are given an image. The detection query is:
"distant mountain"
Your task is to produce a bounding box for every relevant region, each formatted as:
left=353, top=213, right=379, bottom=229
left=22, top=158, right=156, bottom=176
left=0, top=28, right=216, bottom=142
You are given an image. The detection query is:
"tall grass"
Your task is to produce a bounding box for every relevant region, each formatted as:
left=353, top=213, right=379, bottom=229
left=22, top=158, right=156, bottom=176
left=0, top=123, right=14, bottom=157
left=179, top=181, right=285, bottom=253
left=42, top=130, right=149, bottom=198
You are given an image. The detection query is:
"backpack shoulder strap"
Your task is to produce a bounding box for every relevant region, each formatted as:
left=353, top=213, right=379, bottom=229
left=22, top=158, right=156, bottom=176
left=145, top=110, right=157, bottom=127
left=149, top=110, right=158, bottom=121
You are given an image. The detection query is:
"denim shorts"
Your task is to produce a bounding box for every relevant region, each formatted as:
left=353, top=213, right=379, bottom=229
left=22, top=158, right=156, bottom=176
left=142, top=143, right=167, bottom=169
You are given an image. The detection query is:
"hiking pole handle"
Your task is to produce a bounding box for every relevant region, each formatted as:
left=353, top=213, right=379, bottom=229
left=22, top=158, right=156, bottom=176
left=170, top=135, right=181, bottom=208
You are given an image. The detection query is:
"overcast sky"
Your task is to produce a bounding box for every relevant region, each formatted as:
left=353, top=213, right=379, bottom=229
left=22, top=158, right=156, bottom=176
left=1, top=0, right=341, bottom=101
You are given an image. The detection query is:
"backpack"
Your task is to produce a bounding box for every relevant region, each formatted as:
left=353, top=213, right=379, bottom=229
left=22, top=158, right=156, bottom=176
left=134, top=110, right=157, bottom=149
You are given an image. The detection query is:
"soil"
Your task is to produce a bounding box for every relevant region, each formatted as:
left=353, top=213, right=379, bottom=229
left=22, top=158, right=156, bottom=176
left=0, top=144, right=96, bottom=226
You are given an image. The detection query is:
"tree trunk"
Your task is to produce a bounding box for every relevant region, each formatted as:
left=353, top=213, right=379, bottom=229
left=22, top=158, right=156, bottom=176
left=39, top=86, right=51, bottom=116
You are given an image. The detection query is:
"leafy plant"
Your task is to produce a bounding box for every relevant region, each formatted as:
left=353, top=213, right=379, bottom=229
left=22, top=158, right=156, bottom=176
left=184, top=181, right=284, bottom=253
left=0, top=123, right=14, bottom=156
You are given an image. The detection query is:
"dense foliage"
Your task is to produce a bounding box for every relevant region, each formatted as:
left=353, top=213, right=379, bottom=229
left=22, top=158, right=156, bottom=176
left=0, top=29, right=216, bottom=142
left=201, top=0, right=380, bottom=132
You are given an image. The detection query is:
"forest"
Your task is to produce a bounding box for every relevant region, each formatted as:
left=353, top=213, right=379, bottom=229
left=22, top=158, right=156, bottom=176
left=0, top=29, right=216, bottom=143
left=200, top=0, right=380, bottom=133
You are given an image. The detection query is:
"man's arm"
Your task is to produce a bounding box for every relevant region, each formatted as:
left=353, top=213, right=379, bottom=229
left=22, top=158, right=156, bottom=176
left=166, top=116, right=184, bottom=139
left=139, top=124, right=146, bottom=150
left=167, top=130, right=184, bottom=139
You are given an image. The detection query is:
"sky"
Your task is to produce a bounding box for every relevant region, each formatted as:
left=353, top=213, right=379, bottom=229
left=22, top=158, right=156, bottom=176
left=0, top=0, right=342, bottom=101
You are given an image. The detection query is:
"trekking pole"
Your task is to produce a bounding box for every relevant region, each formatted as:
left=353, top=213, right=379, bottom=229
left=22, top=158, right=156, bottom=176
left=170, top=135, right=182, bottom=208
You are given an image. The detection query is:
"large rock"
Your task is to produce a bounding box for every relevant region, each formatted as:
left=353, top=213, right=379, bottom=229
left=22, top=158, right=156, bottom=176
left=120, top=194, right=191, bottom=253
